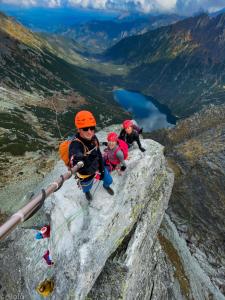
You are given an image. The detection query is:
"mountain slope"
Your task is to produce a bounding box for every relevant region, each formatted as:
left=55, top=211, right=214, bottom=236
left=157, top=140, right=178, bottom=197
left=61, top=14, right=182, bottom=52
left=105, top=13, right=225, bottom=117
left=0, top=12, right=128, bottom=191
left=147, top=104, right=225, bottom=294
left=0, top=12, right=127, bottom=139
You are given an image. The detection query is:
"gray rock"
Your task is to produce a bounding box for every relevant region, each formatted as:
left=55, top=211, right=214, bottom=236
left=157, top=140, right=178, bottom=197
left=1, top=137, right=174, bottom=300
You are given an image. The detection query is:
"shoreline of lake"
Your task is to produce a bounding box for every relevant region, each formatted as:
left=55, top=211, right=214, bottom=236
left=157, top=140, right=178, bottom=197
left=115, top=88, right=178, bottom=124
left=113, top=89, right=178, bottom=132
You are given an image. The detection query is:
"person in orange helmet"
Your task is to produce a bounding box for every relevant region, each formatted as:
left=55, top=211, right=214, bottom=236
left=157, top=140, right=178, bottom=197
left=69, top=110, right=114, bottom=201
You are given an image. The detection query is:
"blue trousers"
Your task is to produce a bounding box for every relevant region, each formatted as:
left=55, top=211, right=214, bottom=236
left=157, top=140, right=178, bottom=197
left=80, top=167, right=113, bottom=193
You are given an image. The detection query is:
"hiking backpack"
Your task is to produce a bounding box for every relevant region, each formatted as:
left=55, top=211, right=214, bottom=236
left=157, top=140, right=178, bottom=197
left=132, top=120, right=142, bottom=134
left=116, top=139, right=128, bottom=160
left=59, top=136, right=98, bottom=167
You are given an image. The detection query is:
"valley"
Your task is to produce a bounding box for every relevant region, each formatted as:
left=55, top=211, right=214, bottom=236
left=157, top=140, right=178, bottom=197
left=0, top=7, right=225, bottom=298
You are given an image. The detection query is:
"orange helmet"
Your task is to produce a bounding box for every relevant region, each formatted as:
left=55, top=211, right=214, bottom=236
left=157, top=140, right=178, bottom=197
left=75, top=110, right=96, bottom=129
left=123, top=120, right=133, bottom=129
left=107, top=132, right=118, bottom=142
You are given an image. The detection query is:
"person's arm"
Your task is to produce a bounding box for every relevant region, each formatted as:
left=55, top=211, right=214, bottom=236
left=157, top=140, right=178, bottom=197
left=69, top=141, right=85, bottom=167
left=116, top=150, right=127, bottom=171
left=96, top=137, right=105, bottom=179
left=134, top=132, right=145, bottom=152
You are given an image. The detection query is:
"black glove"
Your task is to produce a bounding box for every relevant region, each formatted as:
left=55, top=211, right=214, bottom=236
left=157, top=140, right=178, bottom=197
left=99, top=170, right=105, bottom=180
left=102, top=142, right=108, bottom=146
left=120, top=165, right=126, bottom=172
left=140, top=147, right=146, bottom=152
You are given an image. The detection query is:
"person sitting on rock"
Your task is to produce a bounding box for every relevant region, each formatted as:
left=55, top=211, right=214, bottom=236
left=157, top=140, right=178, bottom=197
left=103, top=132, right=127, bottom=173
left=69, top=110, right=114, bottom=201
left=119, top=120, right=146, bottom=152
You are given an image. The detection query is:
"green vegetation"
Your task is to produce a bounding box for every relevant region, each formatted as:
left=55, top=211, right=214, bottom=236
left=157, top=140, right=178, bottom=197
left=0, top=111, right=53, bottom=155
left=0, top=112, right=39, bottom=137
left=158, top=232, right=190, bottom=298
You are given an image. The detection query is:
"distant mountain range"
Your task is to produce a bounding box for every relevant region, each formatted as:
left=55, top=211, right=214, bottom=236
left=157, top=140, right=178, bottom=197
left=60, top=14, right=183, bottom=52
left=0, top=6, right=120, bottom=32
left=105, top=13, right=225, bottom=117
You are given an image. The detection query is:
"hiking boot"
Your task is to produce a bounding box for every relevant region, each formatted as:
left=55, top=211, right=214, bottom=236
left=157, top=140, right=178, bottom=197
left=103, top=186, right=114, bottom=195
left=85, top=191, right=93, bottom=201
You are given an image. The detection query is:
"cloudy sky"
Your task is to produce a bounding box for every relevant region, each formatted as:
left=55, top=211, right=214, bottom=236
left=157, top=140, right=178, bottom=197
left=0, top=0, right=224, bottom=15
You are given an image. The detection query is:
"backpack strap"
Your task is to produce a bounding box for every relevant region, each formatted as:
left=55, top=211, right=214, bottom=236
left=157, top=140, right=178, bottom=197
left=74, top=138, right=98, bottom=156
left=114, top=146, right=120, bottom=159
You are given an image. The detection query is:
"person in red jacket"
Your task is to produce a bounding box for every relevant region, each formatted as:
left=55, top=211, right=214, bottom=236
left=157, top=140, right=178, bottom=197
left=103, top=132, right=127, bottom=173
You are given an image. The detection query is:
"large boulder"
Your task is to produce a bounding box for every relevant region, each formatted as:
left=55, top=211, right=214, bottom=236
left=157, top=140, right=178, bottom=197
left=13, top=134, right=173, bottom=299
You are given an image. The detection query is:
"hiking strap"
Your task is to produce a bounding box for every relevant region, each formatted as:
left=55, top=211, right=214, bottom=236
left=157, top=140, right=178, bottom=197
left=74, top=138, right=98, bottom=156
left=114, top=146, right=120, bottom=159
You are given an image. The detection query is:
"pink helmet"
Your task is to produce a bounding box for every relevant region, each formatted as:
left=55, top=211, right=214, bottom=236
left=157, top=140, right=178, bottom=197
left=123, top=120, right=133, bottom=129
left=107, top=132, right=118, bottom=142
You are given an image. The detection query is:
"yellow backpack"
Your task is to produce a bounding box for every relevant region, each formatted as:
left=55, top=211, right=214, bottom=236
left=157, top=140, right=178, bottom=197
left=59, top=136, right=89, bottom=167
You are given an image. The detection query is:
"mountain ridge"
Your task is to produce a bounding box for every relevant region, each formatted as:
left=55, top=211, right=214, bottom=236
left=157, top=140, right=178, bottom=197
left=105, top=13, right=225, bottom=117
left=60, top=14, right=183, bottom=52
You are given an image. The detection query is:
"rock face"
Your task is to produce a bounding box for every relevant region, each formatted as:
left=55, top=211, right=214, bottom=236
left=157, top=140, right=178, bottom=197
left=0, top=133, right=174, bottom=300
left=159, top=214, right=225, bottom=300
left=148, top=104, right=225, bottom=298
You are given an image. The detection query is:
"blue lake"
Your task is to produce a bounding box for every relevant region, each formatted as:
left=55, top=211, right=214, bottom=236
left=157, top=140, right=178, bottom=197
left=114, top=89, right=177, bottom=132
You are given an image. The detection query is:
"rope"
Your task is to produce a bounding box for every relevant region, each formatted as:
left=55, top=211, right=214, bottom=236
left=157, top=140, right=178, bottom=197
left=51, top=97, right=76, bottom=141
left=92, top=179, right=101, bottom=197
left=51, top=97, right=63, bottom=140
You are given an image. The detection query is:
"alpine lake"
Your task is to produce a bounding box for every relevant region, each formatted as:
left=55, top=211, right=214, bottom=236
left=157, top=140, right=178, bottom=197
left=114, top=89, right=177, bottom=132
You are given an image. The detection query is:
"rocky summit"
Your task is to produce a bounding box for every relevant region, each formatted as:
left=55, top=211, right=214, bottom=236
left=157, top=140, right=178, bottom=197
left=0, top=130, right=174, bottom=299
left=1, top=120, right=225, bottom=299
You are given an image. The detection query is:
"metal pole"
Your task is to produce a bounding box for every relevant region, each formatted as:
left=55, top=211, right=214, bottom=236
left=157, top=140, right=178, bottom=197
left=0, top=162, right=84, bottom=241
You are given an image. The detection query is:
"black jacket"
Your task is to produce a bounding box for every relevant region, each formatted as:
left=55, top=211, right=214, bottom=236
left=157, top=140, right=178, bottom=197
left=69, top=134, right=104, bottom=179
left=119, top=129, right=142, bottom=149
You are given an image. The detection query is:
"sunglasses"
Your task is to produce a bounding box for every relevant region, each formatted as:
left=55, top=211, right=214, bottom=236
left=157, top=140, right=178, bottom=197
left=81, top=126, right=96, bottom=131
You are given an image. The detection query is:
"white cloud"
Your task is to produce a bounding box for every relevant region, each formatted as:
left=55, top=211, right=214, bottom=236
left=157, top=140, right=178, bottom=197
left=0, top=0, right=61, bottom=7
left=0, top=0, right=224, bottom=14
left=67, top=0, right=108, bottom=9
